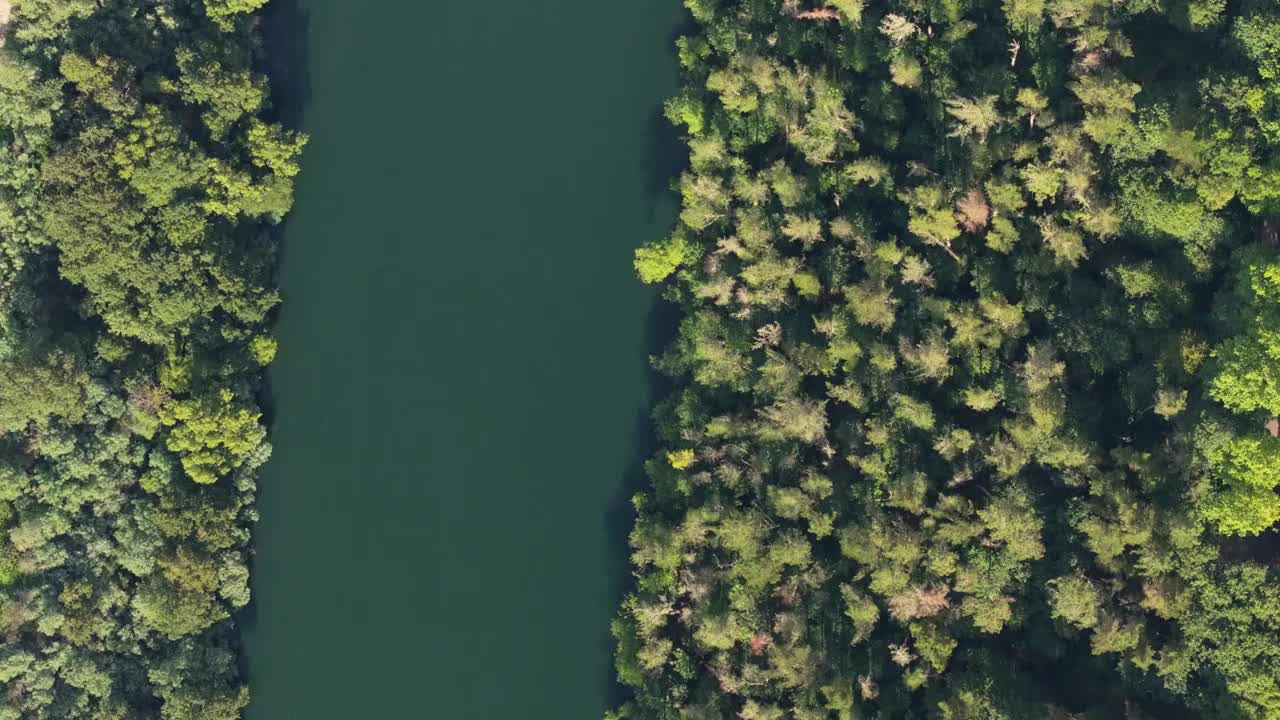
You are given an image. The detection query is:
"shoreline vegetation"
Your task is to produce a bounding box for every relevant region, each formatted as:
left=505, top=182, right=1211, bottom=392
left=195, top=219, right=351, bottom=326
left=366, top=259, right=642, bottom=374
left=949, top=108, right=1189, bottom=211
left=0, top=0, right=299, bottom=718
left=616, top=1, right=1280, bottom=719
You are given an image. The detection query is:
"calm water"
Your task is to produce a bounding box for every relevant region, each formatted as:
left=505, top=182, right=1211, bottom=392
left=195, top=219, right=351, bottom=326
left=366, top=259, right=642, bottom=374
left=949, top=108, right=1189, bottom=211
left=242, top=2, right=683, bottom=717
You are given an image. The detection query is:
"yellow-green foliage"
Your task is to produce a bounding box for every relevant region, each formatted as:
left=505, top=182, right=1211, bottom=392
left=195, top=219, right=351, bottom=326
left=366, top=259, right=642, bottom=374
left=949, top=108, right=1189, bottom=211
left=635, top=233, right=698, bottom=283
left=204, top=0, right=271, bottom=28
left=250, top=335, right=278, bottom=365
left=1209, top=252, right=1280, bottom=416
left=1198, top=428, right=1280, bottom=535
left=667, top=449, right=696, bottom=469
left=161, top=390, right=265, bottom=484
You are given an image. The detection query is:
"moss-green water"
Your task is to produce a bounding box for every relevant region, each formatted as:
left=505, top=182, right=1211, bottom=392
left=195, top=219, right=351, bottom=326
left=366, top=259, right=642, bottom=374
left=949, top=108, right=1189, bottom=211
left=242, top=3, right=683, bottom=716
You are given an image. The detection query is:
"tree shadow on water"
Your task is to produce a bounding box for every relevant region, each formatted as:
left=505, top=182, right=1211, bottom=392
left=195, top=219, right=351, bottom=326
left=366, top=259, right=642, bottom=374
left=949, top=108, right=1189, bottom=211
left=601, top=12, right=691, bottom=707
left=261, top=0, right=312, bottom=131
left=602, top=296, right=681, bottom=710
left=237, top=0, right=312, bottom=689
left=250, top=0, right=311, bottom=432
left=640, top=107, right=686, bottom=224
left=638, top=11, right=698, bottom=225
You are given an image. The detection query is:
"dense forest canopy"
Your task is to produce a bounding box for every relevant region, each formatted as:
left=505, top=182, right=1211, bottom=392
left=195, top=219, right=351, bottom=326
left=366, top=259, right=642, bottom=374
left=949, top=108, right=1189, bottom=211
left=616, top=0, right=1280, bottom=718
left=0, top=0, right=298, bottom=718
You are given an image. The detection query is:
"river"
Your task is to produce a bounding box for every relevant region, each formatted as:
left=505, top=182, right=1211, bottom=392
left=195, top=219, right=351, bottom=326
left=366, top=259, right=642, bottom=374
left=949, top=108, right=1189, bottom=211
left=242, top=2, right=684, bottom=717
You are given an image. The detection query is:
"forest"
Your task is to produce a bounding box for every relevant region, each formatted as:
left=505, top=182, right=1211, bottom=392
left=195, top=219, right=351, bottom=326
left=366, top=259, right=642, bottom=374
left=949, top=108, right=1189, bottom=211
left=0, top=0, right=299, bottom=718
left=617, top=0, right=1280, bottom=718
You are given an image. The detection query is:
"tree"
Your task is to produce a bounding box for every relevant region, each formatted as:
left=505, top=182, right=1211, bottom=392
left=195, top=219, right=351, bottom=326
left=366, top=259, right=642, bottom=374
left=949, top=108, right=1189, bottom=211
left=132, top=577, right=228, bottom=639
left=635, top=233, right=697, bottom=283
left=946, top=96, right=1001, bottom=142
left=203, top=0, right=271, bottom=30
left=1235, top=12, right=1280, bottom=80
left=1196, top=424, right=1280, bottom=535
left=161, top=390, right=266, bottom=484
left=160, top=684, right=250, bottom=720
left=955, top=190, right=990, bottom=232
left=1048, top=574, right=1101, bottom=628
left=0, top=349, right=90, bottom=433
left=1208, top=249, right=1280, bottom=416
left=830, top=0, right=864, bottom=26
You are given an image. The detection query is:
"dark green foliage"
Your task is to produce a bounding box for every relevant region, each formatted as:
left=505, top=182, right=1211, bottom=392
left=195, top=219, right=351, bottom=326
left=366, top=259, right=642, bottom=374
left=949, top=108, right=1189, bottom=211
left=616, top=1, right=1280, bottom=718
left=0, top=1, right=299, bottom=718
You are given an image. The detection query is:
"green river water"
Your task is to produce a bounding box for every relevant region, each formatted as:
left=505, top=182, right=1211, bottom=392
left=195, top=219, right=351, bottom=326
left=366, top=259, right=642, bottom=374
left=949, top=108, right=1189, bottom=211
left=241, top=2, right=685, bottom=717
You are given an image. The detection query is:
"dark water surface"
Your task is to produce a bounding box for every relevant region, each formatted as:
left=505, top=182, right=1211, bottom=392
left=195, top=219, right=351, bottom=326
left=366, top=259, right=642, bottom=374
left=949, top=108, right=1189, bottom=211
left=242, top=3, right=684, bottom=717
